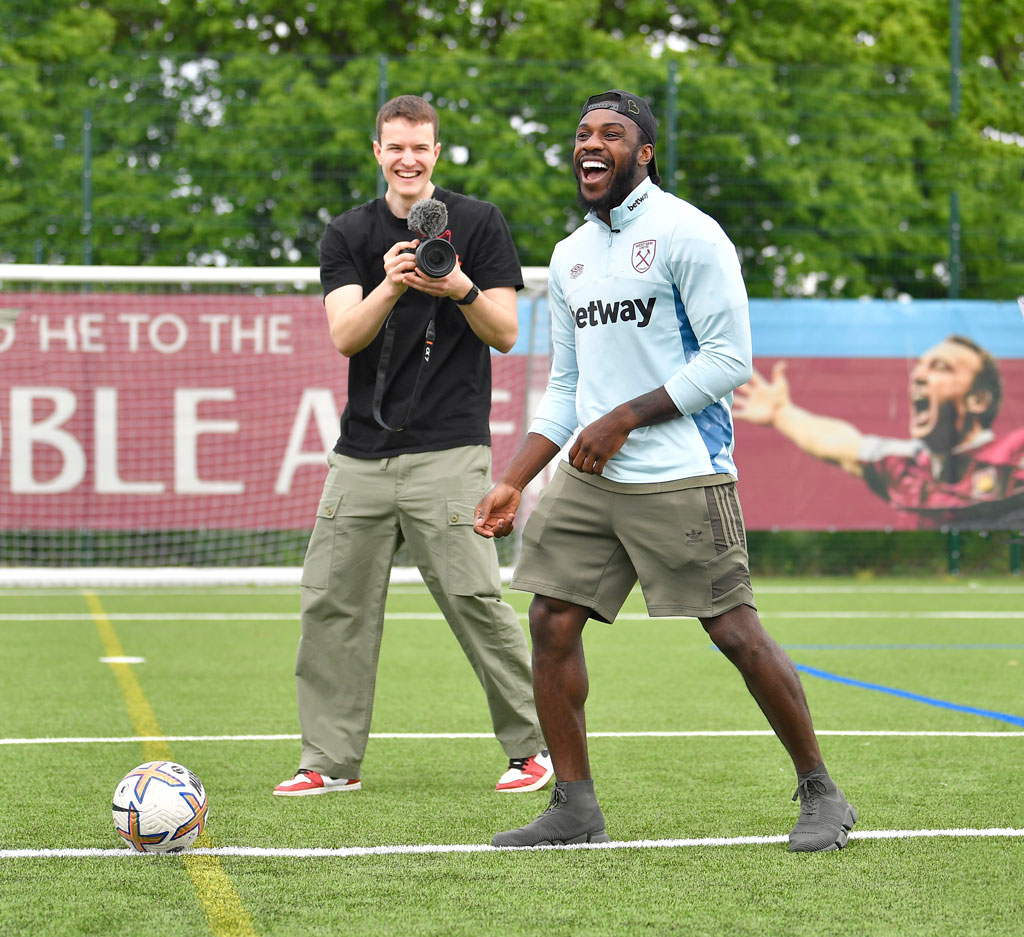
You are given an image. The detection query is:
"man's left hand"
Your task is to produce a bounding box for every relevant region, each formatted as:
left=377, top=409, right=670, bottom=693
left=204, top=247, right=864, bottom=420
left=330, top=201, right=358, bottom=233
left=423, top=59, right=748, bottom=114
left=569, top=410, right=632, bottom=475
left=403, top=258, right=471, bottom=301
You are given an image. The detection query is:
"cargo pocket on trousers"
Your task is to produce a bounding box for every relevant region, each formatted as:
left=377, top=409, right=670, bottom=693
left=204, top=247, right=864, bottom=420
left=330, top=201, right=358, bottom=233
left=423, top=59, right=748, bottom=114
left=446, top=498, right=500, bottom=597
left=300, top=491, right=344, bottom=590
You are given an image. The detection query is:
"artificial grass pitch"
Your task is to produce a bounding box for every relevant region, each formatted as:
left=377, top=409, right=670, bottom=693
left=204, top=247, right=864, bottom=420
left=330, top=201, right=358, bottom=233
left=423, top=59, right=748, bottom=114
left=1, top=577, right=1022, bottom=936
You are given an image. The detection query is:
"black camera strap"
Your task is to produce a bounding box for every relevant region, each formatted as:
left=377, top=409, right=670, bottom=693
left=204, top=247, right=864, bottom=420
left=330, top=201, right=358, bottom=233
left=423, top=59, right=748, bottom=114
left=372, top=311, right=436, bottom=432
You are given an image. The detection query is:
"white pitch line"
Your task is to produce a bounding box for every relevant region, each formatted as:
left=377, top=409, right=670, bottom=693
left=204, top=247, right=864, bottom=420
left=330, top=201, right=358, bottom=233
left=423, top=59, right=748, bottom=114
left=3, top=584, right=1024, bottom=598
left=3, top=827, right=1023, bottom=860
left=757, top=585, right=1024, bottom=595
left=5, top=610, right=1024, bottom=622
left=0, top=613, right=302, bottom=621
left=2, top=729, right=1022, bottom=746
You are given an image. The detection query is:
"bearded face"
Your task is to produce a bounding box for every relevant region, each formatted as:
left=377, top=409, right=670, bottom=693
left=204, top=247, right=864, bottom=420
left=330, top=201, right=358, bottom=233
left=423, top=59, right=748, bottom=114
left=574, top=139, right=648, bottom=216
left=573, top=110, right=651, bottom=217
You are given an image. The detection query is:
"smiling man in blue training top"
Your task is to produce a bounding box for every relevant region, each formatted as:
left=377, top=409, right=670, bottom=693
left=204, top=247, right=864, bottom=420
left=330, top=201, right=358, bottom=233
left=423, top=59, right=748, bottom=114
left=474, top=89, right=857, bottom=852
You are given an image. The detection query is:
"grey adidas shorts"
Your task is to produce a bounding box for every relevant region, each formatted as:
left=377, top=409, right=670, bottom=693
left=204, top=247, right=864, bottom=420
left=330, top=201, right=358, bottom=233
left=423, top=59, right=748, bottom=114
left=511, top=462, right=755, bottom=623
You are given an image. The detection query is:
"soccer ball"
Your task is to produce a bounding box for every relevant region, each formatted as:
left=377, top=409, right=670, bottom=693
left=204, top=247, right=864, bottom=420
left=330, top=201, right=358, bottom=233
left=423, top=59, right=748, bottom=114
left=112, top=761, right=209, bottom=854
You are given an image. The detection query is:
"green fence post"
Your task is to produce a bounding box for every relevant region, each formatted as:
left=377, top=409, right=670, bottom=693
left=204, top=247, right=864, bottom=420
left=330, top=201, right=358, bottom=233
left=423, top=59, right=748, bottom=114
left=947, top=529, right=961, bottom=575
left=82, top=107, right=93, bottom=265
left=948, top=0, right=961, bottom=298
left=666, top=60, right=678, bottom=195
left=376, top=56, right=389, bottom=198
left=1011, top=535, right=1022, bottom=576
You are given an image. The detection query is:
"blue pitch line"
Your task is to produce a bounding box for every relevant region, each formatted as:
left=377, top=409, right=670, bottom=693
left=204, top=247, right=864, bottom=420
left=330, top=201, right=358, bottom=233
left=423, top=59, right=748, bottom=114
left=795, top=664, right=1024, bottom=727
left=783, top=643, right=1024, bottom=650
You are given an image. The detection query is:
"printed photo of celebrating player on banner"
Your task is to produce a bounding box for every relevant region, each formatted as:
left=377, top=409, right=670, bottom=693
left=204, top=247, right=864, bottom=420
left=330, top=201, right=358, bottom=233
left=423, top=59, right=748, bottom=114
left=732, top=300, right=1024, bottom=531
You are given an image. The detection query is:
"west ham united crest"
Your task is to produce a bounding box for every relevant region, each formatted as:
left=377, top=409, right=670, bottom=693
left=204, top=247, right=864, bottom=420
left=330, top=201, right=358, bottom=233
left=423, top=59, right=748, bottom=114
left=632, top=240, right=656, bottom=273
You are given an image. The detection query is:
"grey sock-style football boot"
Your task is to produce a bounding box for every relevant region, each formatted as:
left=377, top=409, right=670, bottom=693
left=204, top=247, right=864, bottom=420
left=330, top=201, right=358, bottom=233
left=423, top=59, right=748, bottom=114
left=789, top=766, right=858, bottom=852
left=492, top=779, right=611, bottom=847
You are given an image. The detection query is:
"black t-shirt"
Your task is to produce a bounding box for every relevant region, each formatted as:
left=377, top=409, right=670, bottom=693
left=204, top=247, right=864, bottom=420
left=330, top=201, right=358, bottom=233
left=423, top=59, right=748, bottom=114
left=320, top=186, right=523, bottom=458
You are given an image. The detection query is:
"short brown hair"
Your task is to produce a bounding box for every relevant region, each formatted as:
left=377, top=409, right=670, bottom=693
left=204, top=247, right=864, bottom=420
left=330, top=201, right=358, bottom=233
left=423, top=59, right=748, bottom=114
left=375, top=95, right=439, bottom=143
left=947, top=334, right=1002, bottom=428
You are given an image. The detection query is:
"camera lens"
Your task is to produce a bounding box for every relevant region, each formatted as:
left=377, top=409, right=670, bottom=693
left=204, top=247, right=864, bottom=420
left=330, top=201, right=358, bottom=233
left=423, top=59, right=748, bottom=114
left=416, top=238, right=457, bottom=278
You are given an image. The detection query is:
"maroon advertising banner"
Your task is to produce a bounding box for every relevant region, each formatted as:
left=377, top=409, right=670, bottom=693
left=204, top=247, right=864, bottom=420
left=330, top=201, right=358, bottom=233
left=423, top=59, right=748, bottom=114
left=735, top=357, right=1024, bottom=530
left=4, top=293, right=1022, bottom=532
left=732, top=302, right=1024, bottom=532
left=0, top=292, right=535, bottom=531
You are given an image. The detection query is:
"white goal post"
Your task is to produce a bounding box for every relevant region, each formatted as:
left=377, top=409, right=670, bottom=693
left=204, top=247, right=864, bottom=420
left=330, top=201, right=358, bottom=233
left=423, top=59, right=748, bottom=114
left=0, top=264, right=552, bottom=292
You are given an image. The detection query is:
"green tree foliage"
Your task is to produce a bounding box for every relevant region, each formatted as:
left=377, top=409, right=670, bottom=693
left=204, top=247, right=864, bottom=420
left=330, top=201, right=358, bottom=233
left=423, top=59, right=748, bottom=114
left=1, top=0, right=1021, bottom=298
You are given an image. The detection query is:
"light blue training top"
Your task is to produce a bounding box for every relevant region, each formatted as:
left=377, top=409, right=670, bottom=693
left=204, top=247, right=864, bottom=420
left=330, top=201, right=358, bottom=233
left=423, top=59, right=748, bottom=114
left=530, top=177, right=752, bottom=483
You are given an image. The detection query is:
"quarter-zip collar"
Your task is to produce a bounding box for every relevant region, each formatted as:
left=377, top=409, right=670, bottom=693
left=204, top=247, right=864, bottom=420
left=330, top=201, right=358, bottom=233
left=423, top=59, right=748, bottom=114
left=585, top=177, right=657, bottom=233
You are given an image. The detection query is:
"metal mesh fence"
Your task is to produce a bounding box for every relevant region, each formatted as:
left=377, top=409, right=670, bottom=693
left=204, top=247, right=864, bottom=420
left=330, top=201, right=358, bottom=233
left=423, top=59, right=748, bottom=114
left=7, top=54, right=1022, bottom=299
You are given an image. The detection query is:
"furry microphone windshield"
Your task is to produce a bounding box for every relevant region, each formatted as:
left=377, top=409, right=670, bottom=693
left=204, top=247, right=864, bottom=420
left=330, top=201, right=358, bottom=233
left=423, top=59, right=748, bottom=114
left=407, top=198, right=448, bottom=239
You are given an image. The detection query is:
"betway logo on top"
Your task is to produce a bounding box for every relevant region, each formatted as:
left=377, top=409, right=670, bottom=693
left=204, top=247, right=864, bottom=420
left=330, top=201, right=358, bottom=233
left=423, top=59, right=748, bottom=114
left=627, top=192, right=648, bottom=211
left=573, top=297, right=655, bottom=329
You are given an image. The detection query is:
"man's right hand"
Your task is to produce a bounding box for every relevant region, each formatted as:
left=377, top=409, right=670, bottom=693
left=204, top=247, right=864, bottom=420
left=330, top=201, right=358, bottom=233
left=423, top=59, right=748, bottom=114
left=474, top=483, right=522, bottom=539
left=325, top=241, right=419, bottom=357
left=383, top=240, right=419, bottom=296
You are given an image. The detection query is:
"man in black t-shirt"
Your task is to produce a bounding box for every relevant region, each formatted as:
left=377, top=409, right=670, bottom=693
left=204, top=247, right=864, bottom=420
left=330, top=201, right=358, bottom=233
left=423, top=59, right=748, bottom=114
left=274, top=95, right=551, bottom=798
left=319, top=183, right=522, bottom=454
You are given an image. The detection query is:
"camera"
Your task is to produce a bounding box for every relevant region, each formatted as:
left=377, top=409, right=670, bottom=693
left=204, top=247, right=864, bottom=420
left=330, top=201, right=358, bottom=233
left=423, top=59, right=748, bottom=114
left=402, top=238, right=457, bottom=279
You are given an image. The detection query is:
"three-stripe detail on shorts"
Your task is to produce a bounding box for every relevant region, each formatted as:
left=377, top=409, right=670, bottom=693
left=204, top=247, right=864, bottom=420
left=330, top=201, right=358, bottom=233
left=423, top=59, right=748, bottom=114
left=706, top=484, right=745, bottom=554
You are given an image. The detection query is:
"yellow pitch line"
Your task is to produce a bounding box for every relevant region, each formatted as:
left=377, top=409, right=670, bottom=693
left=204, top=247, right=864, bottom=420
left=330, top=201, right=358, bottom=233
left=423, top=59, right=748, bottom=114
left=86, top=592, right=257, bottom=937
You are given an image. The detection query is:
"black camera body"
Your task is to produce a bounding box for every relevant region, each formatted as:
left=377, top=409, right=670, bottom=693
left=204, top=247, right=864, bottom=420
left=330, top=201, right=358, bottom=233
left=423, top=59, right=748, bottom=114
left=403, top=198, right=457, bottom=278
left=401, top=238, right=457, bottom=279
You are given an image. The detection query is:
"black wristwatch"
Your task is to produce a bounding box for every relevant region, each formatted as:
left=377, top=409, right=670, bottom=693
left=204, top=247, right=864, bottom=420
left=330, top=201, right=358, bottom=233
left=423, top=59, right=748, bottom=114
left=454, top=283, right=480, bottom=305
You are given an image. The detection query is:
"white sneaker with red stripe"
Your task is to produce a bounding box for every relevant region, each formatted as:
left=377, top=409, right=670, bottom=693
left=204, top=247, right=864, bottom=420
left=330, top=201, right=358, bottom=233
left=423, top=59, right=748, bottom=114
left=273, top=769, right=361, bottom=796
left=495, top=750, right=554, bottom=793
